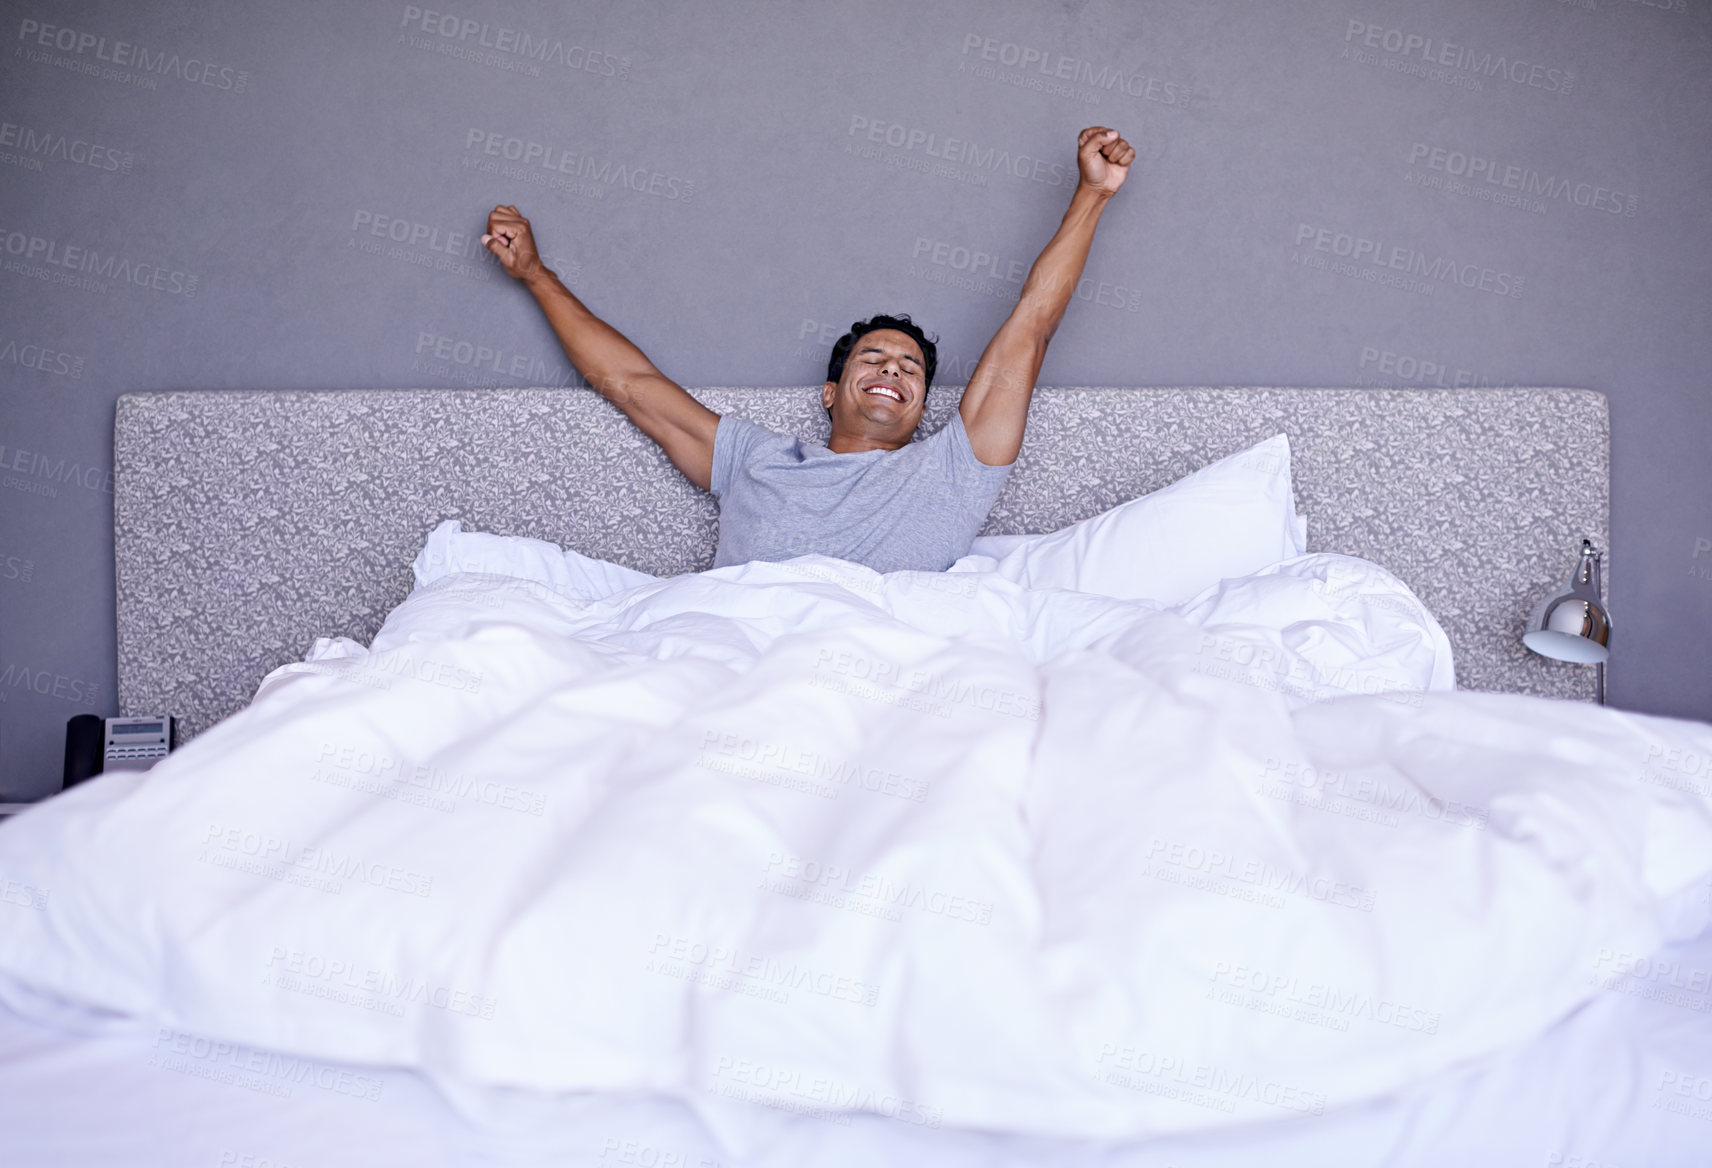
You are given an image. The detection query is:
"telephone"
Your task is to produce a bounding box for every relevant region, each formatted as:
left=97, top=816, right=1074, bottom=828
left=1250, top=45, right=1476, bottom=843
left=102, top=716, right=175, bottom=772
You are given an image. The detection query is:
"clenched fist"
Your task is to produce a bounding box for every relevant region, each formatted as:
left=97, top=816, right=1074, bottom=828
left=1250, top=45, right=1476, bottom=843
left=1076, top=126, right=1135, bottom=197
left=481, top=204, right=547, bottom=282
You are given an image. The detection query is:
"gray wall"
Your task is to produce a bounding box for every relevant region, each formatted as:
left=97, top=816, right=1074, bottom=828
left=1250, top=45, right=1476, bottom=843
left=2, top=0, right=1708, bottom=801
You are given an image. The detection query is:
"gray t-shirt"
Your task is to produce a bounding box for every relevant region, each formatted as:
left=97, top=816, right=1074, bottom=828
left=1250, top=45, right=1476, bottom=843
left=709, top=411, right=1014, bottom=573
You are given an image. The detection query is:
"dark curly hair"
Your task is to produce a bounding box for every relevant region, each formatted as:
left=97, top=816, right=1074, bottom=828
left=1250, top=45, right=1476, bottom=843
left=824, top=314, right=938, bottom=422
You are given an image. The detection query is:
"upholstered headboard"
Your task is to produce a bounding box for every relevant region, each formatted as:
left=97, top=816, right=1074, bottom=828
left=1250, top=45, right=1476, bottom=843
left=115, top=386, right=1608, bottom=742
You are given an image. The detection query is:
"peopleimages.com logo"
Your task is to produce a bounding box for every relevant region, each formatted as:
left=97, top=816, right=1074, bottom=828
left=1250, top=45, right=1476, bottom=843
left=0, top=120, right=134, bottom=173
left=847, top=115, right=1075, bottom=188
left=1293, top=223, right=1523, bottom=299
left=1342, top=19, right=1575, bottom=94
left=0, top=226, right=198, bottom=295
left=397, top=6, right=629, bottom=78
left=956, top=33, right=1194, bottom=108
left=462, top=129, right=694, bottom=200
left=16, top=18, right=251, bottom=93
left=1406, top=142, right=1636, bottom=217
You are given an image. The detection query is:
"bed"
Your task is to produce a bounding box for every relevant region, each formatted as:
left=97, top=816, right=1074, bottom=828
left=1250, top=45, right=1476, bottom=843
left=4, top=384, right=1711, bottom=1167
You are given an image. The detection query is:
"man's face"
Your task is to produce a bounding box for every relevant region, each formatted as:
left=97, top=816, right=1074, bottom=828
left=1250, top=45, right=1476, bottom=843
left=823, top=329, right=928, bottom=440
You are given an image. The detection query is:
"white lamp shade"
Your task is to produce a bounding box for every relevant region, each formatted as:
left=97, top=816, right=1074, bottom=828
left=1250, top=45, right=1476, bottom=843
left=1522, top=627, right=1609, bottom=664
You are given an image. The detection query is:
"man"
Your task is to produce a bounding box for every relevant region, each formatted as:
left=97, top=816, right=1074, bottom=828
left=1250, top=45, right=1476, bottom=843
left=482, top=124, right=1134, bottom=573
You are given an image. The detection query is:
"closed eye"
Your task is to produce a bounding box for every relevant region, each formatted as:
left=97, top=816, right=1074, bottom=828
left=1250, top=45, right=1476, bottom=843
left=857, top=347, right=922, bottom=372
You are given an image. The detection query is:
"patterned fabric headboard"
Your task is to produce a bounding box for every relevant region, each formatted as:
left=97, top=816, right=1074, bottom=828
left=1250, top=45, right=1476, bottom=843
left=115, top=386, right=1609, bottom=742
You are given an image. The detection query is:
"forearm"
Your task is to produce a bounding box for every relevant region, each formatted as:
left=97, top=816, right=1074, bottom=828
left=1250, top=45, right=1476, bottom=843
left=957, top=128, right=1130, bottom=465
left=1014, top=183, right=1112, bottom=340
left=522, top=266, right=658, bottom=399
left=516, top=260, right=718, bottom=487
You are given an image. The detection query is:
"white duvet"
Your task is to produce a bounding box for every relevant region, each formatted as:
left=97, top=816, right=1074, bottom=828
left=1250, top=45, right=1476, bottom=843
left=1, top=521, right=1710, bottom=1141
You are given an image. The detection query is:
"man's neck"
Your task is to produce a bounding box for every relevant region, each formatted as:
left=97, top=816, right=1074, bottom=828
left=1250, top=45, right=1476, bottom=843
left=827, top=430, right=909, bottom=454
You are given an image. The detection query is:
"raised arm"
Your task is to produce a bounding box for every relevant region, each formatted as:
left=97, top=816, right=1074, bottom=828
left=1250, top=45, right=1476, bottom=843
left=959, top=127, right=1134, bottom=467
left=482, top=205, right=720, bottom=491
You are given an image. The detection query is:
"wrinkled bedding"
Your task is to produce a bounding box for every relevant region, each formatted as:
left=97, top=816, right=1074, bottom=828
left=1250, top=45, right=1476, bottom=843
left=1, top=525, right=1708, bottom=1141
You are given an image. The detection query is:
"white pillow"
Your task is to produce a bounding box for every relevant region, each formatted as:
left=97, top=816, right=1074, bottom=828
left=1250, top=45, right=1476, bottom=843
left=411, top=519, right=658, bottom=602
left=967, top=433, right=1307, bottom=606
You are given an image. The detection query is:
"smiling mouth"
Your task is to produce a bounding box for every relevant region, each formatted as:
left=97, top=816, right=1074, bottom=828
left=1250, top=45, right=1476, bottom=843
left=863, top=384, right=905, bottom=403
